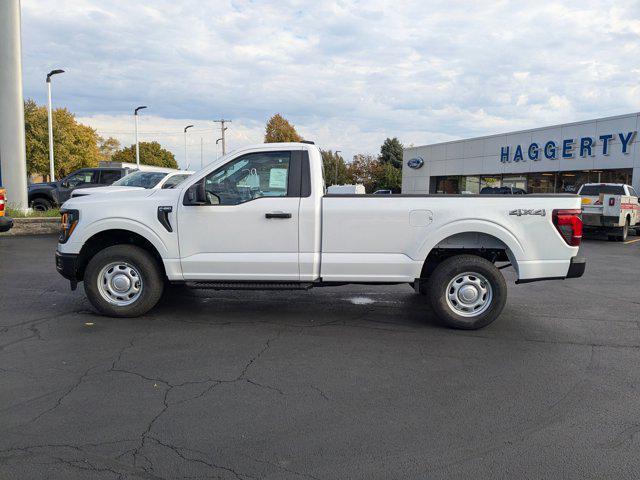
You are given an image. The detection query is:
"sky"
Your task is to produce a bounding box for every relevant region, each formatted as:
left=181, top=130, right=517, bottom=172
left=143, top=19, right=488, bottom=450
left=20, top=0, right=640, bottom=169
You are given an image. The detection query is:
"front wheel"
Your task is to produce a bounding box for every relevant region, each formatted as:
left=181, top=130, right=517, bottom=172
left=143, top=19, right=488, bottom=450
left=84, top=245, right=164, bottom=317
left=427, top=255, right=507, bottom=330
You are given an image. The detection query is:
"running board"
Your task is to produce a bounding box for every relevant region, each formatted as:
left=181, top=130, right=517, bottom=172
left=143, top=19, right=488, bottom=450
left=186, top=281, right=315, bottom=291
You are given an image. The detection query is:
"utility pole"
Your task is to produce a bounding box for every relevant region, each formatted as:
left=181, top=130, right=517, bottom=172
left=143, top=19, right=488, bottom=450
left=213, top=119, right=231, bottom=155
left=46, top=69, right=64, bottom=181
left=334, top=151, right=342, bottom=185
left=134, top=105, right=147, bottom=168
left=0, top=0, right=29, bottom=210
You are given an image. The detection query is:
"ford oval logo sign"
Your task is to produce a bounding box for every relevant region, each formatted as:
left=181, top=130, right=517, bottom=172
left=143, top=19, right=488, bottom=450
left=407, top=157, right=424, bottom=169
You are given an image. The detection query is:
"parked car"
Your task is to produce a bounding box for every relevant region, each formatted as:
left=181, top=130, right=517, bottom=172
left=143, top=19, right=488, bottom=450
left=55, top=143, right=585, bottom=330
left=71, top=170, right=193, bottom=198
left=373, top=189, right=392, bottom=195
left=28, top=167, right=133, bottom=211
left=480, top=186, right=527, bottom=195
left=0, top=188, right=13, bottom=232
left=578, top=183, right=639, bottom=241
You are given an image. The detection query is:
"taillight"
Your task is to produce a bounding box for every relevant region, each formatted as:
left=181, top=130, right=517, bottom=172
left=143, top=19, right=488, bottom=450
left=552, top=209, right=582, bottom=247
left=0, top=189, right=5, bottom=217
left=609, top=197, right=615, bottom=206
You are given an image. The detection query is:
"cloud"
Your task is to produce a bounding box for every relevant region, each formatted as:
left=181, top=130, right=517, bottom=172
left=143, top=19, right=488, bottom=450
left=20, top=0, right=640, bottom=162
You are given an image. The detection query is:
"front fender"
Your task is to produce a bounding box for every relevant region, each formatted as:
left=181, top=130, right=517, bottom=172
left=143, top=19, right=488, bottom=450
left=64, top=217, right=171, bottom=258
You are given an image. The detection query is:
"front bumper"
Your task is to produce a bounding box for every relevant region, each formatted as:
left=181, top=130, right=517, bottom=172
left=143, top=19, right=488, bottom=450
left=55, top=250, right=79, bottom=281
left=516, top=256, right=586, bottom=284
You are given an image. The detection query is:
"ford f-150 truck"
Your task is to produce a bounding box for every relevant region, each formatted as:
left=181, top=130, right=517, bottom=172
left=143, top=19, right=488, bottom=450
left=55, top=143, right=586, bottom=330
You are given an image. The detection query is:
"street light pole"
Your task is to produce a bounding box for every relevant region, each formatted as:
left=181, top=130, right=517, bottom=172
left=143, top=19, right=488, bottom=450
left=184, top=125, right=194, bottom=169
left=134, top=106, right=147, bottom=168
left=46, top=69, right=64, bottom=181
left=334, top=150, right=342, bottom=185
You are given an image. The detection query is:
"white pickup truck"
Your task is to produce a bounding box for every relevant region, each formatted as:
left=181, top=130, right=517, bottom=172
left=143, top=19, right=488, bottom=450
left=578, top=183, right=639, bottom=241
left=56, top=143, right=586, bottom=329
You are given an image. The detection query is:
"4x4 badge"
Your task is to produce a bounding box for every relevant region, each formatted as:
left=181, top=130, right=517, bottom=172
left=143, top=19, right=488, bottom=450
left=509, top=209, right=546, bottom=217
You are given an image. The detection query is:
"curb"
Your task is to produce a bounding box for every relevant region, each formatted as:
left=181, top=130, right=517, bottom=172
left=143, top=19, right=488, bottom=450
left=0, top=217, right=59, bottom=236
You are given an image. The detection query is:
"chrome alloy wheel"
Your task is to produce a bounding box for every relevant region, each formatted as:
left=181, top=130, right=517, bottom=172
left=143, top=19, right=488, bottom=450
left=97, top=262, right=143, bottom=306
left=445, top=272, right=493, bottom=317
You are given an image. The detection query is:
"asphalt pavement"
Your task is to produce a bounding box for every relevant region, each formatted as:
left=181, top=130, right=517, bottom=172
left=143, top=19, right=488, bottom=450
left=1, top=234, right=640, bottom=479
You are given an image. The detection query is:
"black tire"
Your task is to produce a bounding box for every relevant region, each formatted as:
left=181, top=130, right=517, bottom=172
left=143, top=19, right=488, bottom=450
left=617, top=219, right=629, bottom=242
left=427, top=255, right=507, bottom=330
left=84, top=244, right=164, bottom=317
left=31, top=197, right=53, bottom=211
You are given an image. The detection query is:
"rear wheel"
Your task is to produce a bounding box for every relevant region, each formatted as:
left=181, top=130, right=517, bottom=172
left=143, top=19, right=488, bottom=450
left=427, top=255, right=507, bottom=330
left=615, top=219, right=629, bottom=242
left=84, top=244, right=164, bottom=317
left=31, top=198, right=53, bottom=211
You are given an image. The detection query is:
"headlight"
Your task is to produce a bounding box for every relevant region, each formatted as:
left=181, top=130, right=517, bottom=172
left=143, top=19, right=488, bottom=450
left=59, top=209, right=79, bottom=244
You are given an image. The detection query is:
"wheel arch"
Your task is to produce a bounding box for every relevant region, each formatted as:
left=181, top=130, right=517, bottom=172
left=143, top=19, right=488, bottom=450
left=416, top=223, right=524, bottom=280
left=76, top=228, right=166, bottom=281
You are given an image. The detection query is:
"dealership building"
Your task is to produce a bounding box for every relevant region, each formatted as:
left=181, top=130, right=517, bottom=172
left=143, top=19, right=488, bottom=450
left=402, top=112, right=640, bottom=194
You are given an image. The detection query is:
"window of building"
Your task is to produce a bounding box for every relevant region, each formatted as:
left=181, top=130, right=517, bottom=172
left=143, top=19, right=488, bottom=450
left=460, top=176, right=480, bottom=194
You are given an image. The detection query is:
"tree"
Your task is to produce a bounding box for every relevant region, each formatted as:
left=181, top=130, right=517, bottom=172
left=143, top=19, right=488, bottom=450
left=24, top=99, right=102, bottom=178
left=347, top=154, right=380, bottom=192
left=372, top=162, right=402, bottom=193
left=111, top=141, right=178, bottom=169
left=380, top=137, right=404, bottom=169
left=98, top=136, right=121, bottom=161
left=264, top=114, right=302, bottom=143
left=320, top=149, right=349, bottom=186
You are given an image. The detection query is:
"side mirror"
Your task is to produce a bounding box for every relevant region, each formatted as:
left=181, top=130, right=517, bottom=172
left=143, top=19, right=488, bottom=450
left=184, top=180, right=207, bottom=205
left=61, top=180, right=69, bottom=189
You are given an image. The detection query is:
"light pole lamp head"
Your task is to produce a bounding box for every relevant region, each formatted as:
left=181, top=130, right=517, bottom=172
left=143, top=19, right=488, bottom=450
left=184, top=125, right=194, bottom=133
left=135, top=105, right=148, bottom=115
left=46, top=69, right=65, bottom=82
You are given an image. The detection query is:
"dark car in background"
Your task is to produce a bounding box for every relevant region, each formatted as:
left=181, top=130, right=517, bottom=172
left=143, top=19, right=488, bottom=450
left=480, top=186, right=527, bottom=195
left=28, top=167, right=132, bottom=211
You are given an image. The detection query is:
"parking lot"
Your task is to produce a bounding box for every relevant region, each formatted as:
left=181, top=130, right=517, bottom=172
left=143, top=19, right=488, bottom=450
left=1, top=234, right=639, bottom=479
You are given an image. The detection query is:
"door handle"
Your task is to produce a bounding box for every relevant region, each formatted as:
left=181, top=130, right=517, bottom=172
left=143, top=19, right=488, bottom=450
left=265, top=212, right=292, bottom=219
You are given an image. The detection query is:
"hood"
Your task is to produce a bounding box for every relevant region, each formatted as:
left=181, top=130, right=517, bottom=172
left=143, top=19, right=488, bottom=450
left=72, top=185, right=145, bottom=197
left=28, top=181, right=58, bottom=189
left=62, top=188, right=159, bottom=210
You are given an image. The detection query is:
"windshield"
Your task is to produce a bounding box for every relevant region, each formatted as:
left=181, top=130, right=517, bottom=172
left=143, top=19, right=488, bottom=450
left=579, top=184, right=625, bottom=196
left=112, top=171, right=168, bottom=188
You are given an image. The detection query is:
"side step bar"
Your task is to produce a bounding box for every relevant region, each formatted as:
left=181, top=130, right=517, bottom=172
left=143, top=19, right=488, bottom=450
left=186, top=281, right=315, bottom=291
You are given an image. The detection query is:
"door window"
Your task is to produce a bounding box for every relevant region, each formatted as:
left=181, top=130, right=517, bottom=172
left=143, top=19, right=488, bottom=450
left=203, top=152, right=291, bottom=205
left=65, top=171, right=95, bottom=188
left=99, top=170, right=122, bottom=185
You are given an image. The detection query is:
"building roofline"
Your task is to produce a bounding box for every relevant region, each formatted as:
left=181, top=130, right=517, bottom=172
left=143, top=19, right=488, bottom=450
left=405, top=111, right=640, bottom=151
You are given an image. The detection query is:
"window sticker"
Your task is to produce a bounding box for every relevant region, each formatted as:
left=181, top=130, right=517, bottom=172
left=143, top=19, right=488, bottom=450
left=269, top=168, right=288, bottom=189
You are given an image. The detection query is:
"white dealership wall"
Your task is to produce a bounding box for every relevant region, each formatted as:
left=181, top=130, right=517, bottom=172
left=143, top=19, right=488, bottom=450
left=402, top=112, right=640, bottom=193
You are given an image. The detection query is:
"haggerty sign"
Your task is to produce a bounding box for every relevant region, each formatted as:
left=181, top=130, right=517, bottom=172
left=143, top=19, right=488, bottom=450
left=500, top=131, right=637, bottom=163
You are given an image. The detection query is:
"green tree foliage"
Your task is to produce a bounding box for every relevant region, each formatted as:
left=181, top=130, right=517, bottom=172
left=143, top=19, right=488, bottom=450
left=320, top=149, right=349, bottom=186
left=346, top=154, right=381, bottom=192
left=98, top=136, right=121, bottom=161
left=111, top=141, right=178, bottom=169
left=380, top=137, right=404, bottom=169
left=24, top=99, right=101, bottom=178
left=372, top=162, right=402, bottom=192
left=264, top=114, right=302, bottom=143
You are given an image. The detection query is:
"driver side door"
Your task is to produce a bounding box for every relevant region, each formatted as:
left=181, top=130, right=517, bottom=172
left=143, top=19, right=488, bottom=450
left=177, top=150, right=301, bottom=281
left=58, top=170, right=99, bottom=203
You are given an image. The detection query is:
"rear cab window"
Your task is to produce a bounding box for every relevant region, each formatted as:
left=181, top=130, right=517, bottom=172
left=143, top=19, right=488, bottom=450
left=579, top=185, right=625, bottom=196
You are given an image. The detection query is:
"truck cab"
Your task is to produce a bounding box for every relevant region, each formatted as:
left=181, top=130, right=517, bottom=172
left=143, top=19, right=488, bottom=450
left=56, top=143, right=585, bottom=330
